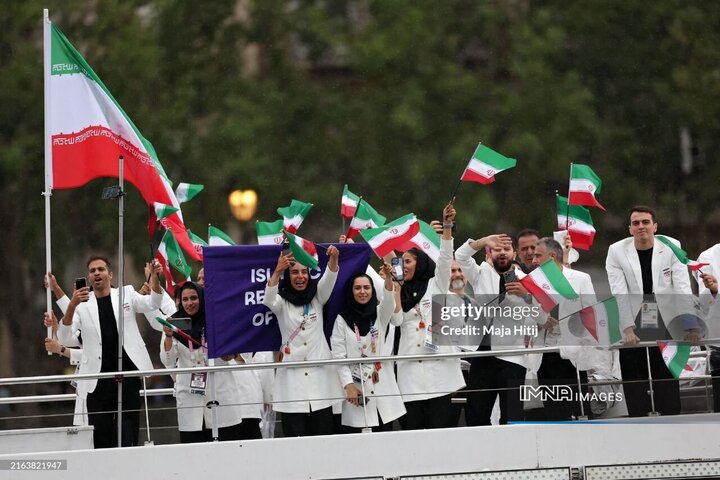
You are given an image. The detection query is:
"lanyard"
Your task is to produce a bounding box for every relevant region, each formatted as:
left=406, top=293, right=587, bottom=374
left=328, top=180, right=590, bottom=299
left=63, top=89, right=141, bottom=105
left=188, top=329, right=207, bottom=364
left=353, top=322, right=377, bottom=356
left=282, top=304, right=309, bottom=355
left=414, top=305, right=427, bottom=329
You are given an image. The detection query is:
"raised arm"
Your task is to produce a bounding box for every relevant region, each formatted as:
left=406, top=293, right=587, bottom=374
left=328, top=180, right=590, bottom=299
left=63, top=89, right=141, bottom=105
left=264, top=253, right=292, bottom=313
left=433, top=203, right=456, bottom=293
left=317, top=245, right=340, bottom=304
left=375, top=263, right=397, bottom=331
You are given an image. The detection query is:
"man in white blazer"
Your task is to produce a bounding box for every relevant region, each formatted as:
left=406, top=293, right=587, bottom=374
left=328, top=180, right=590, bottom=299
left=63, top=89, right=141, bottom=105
left=605, top=205, right=700, bottom=416
left=532, top=237, right=600, bottom=420
left=58, top=256, right=172, bottom=448
left=455, top=234, right=548, bottom=425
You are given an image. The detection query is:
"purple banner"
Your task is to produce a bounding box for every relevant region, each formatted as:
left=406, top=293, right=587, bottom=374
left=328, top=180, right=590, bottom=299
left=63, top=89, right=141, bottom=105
left=204, top=243, right=372, bottom=357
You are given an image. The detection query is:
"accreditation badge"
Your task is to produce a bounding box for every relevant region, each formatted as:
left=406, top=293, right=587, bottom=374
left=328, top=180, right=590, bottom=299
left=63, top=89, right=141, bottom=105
left=640, top=301, right=659, bottom=329
left=190, top=372, right=207, bottom=395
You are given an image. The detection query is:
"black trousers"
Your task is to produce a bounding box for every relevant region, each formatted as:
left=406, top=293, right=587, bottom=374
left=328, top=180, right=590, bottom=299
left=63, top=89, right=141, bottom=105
left=402, top=393, right=454, bottom=430
left=281, top=407, right=335, bottom=437
left=86, top=377, right=141, bottom=448
left=620, top=346, right=680, bottom=416
left=537, top=352, right=590, bottom=420
left=238, top=418, right=262, bottom=440
left=465, top=356, right=526, bottom=426
left=179, top=422, right=244, bottom=443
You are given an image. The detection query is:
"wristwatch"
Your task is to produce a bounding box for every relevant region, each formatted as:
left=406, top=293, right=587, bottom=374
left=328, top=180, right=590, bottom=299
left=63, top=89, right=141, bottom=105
left=60, top=346, right=66, bottom=355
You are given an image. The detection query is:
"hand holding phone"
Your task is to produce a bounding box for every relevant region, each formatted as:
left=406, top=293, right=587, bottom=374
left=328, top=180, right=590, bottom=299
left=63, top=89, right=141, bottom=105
left=74, top=277, right=89, bottom=302
left=502, top=269, right=517, bottom=284
left=391, top=257, right=404, bottom=282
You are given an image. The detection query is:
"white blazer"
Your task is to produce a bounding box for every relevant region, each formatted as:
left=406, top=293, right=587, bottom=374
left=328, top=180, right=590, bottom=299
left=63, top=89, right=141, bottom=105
left=696, top=244, right=720, bottom=344
left=231, top=354, right=264, bottom=420
left=330, top=286, right=406, bottom=428
left=160, top=336, right=244, bottom=431
left=263, top=268, right=344, bottom=413
left=605, top=236, right=702, bottom=338
left=392, top=238, right=466, bottom=402
left=57, top=287, right=172, bottom=399
left=455, top=240, right=547, bottom=368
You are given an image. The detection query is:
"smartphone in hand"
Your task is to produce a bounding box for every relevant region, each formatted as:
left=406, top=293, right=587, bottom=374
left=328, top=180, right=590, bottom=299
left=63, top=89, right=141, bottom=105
left=75, top=277, right=89, bottom=302
left=391, top=257, right=404, bottom=282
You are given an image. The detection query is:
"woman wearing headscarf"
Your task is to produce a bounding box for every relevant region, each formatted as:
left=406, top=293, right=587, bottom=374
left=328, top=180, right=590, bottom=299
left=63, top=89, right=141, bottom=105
left=160, top=282, right=244, bottom=442
left=391, top=203, right=465, bottom=429
left=263, top=245, right=344, bottom=436
left=330, top=264, right=405, bottom=431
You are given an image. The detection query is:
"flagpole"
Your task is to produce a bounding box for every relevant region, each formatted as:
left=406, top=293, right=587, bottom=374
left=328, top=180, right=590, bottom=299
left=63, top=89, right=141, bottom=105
left=117, top=155, right=125, bottom=447
left=566, top=163, right=573, bottom=230
left=449, top=177, right=462, bottom=204
left=43, top=10, right=54, bottom=349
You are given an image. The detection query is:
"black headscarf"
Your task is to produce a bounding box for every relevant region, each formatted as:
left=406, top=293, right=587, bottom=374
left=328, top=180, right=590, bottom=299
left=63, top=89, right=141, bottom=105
left=400, top=248, right=436, bottom=312
left=171, top=282, right=205, bottom=345
left=278, top=264, right=318, bottom=306
left=340, top=273, right=378, bottom=336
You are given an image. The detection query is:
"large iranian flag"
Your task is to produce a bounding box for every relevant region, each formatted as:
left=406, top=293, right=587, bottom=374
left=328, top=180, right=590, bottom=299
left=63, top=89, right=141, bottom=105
left=346, top=199, right=386, bottom=238
left=519, top=259, right=578, bottom=313
left=460, top=143, right=517, bottom=185
left=556, top=195, right=596, bottom=250
left=657, top=341, right=693, bottom=379
left=397, top=220, right=441, bottom=262
left=568, top=164, right=605, bottom=211
left=360, top=214, right=420, bottom=258
left=47, top=24, right=201, bottom=261
left=580, top=297, right=622, bottom=346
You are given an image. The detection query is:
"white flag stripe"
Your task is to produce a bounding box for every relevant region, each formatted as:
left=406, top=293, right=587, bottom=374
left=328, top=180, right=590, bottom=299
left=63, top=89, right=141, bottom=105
left=410, top=232, right=440, bottom=262
left=466, top=158, right=498, bottom=177
left=349, top=216, right=381, bottom=230
left=528, top=267, right=561, bottom=296
left=257, top=233, right=284, bottom=245
left=569, top=178, right=597, bottom=194
left=661, top=343, right=678, bottom=363
left=283, top=214, right=305, bottom=229
left=341, top=195, right=358, bottom=208
left=556, top=214, right=595, bottom=234
left=595, top=305, right=610, bottom=345
left=51, top=75, right=146, bottom=149
left=208, top=237, right=233, bottom=246
left=367, top=218, right=417, bottom=247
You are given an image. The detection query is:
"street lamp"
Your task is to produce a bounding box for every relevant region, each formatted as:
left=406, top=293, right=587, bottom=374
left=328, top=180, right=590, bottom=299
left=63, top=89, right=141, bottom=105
left=228, top=189, right=258, bottom=221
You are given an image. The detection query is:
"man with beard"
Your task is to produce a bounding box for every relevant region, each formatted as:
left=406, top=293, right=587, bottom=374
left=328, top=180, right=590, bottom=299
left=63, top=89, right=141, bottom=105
left=58, top=257, right=173, bottom=448
left=455, top=235, right=547, bottom=425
